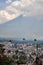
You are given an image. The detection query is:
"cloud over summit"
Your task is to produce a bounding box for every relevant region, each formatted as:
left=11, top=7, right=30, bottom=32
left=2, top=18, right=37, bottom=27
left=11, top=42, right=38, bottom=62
left=0, top=0, right=43, bottom=24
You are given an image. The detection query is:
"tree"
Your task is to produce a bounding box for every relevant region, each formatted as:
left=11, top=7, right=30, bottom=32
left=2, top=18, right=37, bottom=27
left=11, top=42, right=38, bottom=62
left=19, top=54, right=27, bottom=64
left=0, top=44, right=5, bottom=55
left=0, top=44, right=15, bottom=65
left=13, top=51, right=27, bottom=64
left=32, top=57, right=42, bottom=65
left=0, top=55, right=15, bottom=65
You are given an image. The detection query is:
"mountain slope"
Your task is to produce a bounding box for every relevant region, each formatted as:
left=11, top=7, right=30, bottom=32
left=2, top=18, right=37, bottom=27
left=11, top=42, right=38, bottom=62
left=0, top=15, right=43, bottom=39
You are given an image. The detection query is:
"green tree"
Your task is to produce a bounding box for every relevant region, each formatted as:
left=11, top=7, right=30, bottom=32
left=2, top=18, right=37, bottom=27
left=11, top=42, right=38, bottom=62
left=0, top=44, right=5, bottom=55
left=19, top=54, right=27, bottom=64
left=13, top=51, right=27, bottom=64
left=0, top=55, right=15, bottom=65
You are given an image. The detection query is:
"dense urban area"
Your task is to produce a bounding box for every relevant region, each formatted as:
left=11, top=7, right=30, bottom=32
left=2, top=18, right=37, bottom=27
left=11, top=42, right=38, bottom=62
left=0, top=39, right=43, bottom=65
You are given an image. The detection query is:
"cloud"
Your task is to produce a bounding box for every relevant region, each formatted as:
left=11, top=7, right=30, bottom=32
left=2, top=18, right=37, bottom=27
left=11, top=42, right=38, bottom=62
left=10, top=0, right=43, bottom=15
left=0, top=0, right=43, bottom=24
left=0, top=10, right=21, bottom=24
left=6, top=0, right=12, bottom=4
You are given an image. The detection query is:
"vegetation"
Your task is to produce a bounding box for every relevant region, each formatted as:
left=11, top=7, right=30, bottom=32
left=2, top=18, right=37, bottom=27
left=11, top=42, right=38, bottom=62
left=0, top=55, right=15, bottom=65
left=0, top=44, right=5, bottom=55
left=13, top=50, right=27, bottom=64
left=0, top=45, right=27, bottom=65
left=0, top=44, right=15, bottom=65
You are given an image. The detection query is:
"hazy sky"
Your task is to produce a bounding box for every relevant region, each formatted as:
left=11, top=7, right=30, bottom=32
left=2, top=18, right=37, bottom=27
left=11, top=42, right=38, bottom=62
left=0, top=0, right=43, bottom=40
